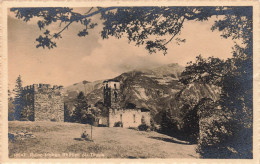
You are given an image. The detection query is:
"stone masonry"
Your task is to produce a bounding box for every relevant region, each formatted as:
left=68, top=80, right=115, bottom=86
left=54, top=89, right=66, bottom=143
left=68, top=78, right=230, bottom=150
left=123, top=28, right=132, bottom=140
left=103, top=80, right=150, bottom=128
left=20, top=84, right=64, bottom=122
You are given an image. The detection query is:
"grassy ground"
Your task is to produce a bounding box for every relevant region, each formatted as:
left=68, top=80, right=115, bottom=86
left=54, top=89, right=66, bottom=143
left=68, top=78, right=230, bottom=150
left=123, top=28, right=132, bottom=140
left=9, top=121, right=199, bottom=158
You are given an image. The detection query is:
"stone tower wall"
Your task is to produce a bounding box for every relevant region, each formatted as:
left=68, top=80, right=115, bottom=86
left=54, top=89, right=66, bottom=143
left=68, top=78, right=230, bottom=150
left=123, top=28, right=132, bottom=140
left=21, top=84, right=64, bottom=122
left=103, top=81, right=121, bottom=109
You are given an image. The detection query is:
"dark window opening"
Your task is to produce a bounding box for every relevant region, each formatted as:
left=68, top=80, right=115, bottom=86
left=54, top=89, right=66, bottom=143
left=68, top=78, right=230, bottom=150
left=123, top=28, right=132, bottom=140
left=114, top=91, right=118, bottom=101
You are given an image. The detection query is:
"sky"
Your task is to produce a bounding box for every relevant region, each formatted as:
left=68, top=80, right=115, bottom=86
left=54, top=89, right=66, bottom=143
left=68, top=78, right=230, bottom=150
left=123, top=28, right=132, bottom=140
left=8, top=7, right=238, bottom=89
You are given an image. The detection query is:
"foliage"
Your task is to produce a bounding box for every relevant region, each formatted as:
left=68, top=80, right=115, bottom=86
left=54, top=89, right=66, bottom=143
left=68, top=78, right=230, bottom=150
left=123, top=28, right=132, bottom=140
left=20, top=105, right=34, bottom=121
left=196, top=98, right=235, bottom=158
left=180, top=55, right=227, bottom=86
left=10, top=6, right=250, bottom=55
left=13, top=75, right=23, bottom=120
left=114, top=121, right=123, bottom=127
left=64, top=103, right=72, bottom=122
left=138, top=123, right=150, bottom=131
left=11, top=6, right=253, bottom=158
left=160, top=109, right=177, bottom=133
left=179, top=56, right=252, bottom=158
left=72, top=91, right=102, bottom=124
left=178, top=7, right=253, bottom=157
left=72, top=91, right=89, bottom=123
left=182, top=105, right=199, bottom=143
left=95, top=101, right=108, bottom=117
left=180, top=54, right=253, bottom=158
left=8, top=90, right=15, bottom=121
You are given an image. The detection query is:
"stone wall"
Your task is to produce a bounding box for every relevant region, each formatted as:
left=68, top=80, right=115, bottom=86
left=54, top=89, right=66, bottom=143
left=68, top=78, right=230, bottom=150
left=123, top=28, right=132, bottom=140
left=103, top=80, right=150, bottom=128
left=98, top=116, right=108, bottom=126
left=21, top=84, right=64, bottom=122
left=103, top=81, right=121, bottom=109
left=108, top=108, right=150, bottom=128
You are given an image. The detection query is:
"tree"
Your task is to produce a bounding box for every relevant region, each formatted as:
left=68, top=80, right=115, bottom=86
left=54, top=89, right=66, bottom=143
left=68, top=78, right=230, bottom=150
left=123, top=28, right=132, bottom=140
left=10, top=7, right=251, bottom=55
left=178, top=11, right=252, bottom=157
left=72, top=91, right=89, bottom=123
left=8, top=89, right=15, bottom=121
left=13, top=75, right=23, bottom=120
left=11, top=7, right=253, bottom=158
left=180, top=55, right=227, bottom=86
left=20, top=105, right=34, bottom=121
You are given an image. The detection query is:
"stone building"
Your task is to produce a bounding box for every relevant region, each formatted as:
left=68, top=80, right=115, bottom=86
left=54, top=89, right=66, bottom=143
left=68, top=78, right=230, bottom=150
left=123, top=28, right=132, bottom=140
left=103, top=80, right=150, bottom=128
left=20, top=84, right=64, bottom=121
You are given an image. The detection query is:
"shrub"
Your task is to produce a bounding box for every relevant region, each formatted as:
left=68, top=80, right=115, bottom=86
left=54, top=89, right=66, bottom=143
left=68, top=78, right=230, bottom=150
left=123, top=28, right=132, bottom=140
left=196, top=98, right=240, bottom=158
left=149, top=119, right=158, bottom=131
left=114, top=121, right=123, bottom=127
left=98, top=124, right=107, bottom=127
left=138, top=123, right=150, bottom=131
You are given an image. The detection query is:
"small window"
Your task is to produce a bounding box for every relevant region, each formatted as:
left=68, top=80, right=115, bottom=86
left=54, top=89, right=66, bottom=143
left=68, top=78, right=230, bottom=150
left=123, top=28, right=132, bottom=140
left=114, top=83, right=117, bottom=89
left=133, top=114, right=136, bottom=123
left=141, top=116, right=145, bottom=124
left=120, top=114, right=122, bottom=122
left=114, top=91, right=118, bottom=101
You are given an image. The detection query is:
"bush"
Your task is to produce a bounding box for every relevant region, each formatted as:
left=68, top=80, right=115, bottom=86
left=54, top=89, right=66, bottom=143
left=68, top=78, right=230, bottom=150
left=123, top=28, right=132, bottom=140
left=98, top=124, right=107, bottom=127
left=138, top=123, right=150, bottom=131
left=114, top=121, right=123, bottom=127
left=195, top=98, right=252, bottom=158
left=149, top=119, right=158, bottom=131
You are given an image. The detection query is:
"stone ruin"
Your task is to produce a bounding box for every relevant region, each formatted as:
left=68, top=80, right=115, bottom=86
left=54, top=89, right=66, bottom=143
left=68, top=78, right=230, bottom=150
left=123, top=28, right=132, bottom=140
left=103, top=80, right=151, bottom=128
left=8, top=130, right=35, bottom=141
left=20, top=84, right=64, bottom=122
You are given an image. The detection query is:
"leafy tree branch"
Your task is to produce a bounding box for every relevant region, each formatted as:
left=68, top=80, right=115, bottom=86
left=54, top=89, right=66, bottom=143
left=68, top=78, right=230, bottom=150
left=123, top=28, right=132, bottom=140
left=11, top=6, right=252, bottom=54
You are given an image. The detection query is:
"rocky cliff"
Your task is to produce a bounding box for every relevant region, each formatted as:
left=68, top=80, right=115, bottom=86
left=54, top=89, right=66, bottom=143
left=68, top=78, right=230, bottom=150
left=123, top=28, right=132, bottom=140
left=64, top=63, right=220, bottom=126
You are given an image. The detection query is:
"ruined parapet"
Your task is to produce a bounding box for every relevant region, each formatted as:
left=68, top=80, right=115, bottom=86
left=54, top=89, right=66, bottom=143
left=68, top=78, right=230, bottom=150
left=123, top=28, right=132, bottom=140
left=103, top=80, right=120, bottom=90
left=22, top=84, right=63, bottom=92
left=20, top=83, right=65, bottom=122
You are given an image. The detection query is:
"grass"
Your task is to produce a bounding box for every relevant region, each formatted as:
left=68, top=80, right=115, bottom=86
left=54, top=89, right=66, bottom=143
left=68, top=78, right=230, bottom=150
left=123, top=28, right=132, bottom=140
left=9, top=121, right=199, bottom=158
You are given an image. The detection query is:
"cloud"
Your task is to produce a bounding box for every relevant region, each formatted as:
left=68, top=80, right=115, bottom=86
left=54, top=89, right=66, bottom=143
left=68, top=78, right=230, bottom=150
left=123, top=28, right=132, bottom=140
left=8, top=10, right=238, bottom=89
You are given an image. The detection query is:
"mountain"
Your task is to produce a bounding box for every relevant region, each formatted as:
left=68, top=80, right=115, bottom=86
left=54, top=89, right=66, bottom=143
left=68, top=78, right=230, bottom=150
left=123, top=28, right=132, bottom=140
left=64, top=80, right=103, bottom=101
left=64, top=63, right=184, bottom=106
left=140, top=63, right=184, bottom=79
left=168, top=83, right=221, bottom=127
left=64, top=63, right=220, bottom=127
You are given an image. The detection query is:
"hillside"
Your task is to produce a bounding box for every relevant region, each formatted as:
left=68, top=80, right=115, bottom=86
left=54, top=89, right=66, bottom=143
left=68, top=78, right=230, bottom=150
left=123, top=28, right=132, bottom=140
left=64, top=63, right=185, bottom=110
left=9, top=121, right=199, bottom=158
left=168, top=83, right=221, bottom=129
left=64, top=63, right=220, bottom=127
left=64, top=80, right=103, bottom=101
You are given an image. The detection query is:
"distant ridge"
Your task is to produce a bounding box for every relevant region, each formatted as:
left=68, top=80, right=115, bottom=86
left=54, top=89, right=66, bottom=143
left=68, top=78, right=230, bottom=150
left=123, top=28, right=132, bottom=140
left=64, top=63, right=220, bottom=127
